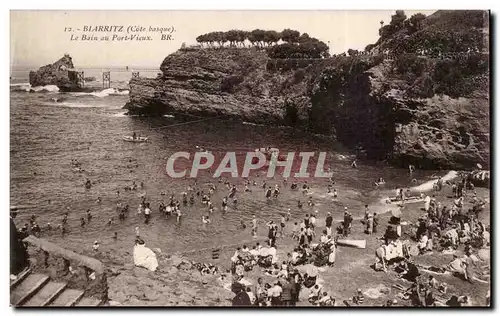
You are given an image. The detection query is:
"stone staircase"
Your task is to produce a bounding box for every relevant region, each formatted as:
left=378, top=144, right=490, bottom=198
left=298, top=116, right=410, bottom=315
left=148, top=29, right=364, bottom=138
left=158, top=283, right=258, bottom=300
left=10, top=268, right=102, bottom=307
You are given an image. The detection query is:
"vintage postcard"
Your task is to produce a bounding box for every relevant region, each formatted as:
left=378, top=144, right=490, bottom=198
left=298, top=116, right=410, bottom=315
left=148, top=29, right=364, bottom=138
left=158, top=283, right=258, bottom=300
left=10, top=10, right=490, bottom=307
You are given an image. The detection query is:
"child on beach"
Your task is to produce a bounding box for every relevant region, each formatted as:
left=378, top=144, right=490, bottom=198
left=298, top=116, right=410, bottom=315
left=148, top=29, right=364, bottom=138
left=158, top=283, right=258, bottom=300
left=176, top=208, right=182, bottom=223
left=292, top=222, right=299, bottom=240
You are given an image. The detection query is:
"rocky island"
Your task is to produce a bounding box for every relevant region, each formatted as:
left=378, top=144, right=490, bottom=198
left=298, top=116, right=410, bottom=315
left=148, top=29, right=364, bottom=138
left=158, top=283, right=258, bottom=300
left=29, top=54, right=96, bottom=92
left=124, top=10, right=490, bottom=170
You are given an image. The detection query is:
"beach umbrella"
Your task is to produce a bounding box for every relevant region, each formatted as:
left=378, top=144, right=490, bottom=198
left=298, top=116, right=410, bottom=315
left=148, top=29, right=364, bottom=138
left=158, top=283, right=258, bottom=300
left=391, top=208, right=402, bottom=218
left=297, top=263, right=319, bottom=277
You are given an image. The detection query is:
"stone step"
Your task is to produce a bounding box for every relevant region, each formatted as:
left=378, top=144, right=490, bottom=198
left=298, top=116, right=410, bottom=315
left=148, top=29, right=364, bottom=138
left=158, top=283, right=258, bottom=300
left=10, top=267, right=32, bottom=290
left=75, top=296, right=102, bottom=307
left=49, top=288, right=84, bottom=307
left=10, top=273, right=50, bottom=306
left=23, top=281, right=67, bottom=307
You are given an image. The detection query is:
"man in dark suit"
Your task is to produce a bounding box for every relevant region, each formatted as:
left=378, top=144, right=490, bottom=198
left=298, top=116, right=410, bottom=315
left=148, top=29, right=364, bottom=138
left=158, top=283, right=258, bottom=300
left=232, top=282, right=251, bottom=306
left=10, top=208, right=29, bottom=276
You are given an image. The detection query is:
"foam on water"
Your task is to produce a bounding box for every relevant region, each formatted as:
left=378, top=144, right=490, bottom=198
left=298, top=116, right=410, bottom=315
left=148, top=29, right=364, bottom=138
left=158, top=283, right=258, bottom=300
left=72, top=88, right=130, bottom=98
left=10, top=83, right=60, bottom=92
left=112, top=111, right=128, bottom=117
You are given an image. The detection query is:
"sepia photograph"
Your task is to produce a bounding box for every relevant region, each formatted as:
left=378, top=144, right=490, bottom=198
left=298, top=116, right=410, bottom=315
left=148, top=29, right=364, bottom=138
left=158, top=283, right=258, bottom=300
left=9, top=9, right=491, bottom=307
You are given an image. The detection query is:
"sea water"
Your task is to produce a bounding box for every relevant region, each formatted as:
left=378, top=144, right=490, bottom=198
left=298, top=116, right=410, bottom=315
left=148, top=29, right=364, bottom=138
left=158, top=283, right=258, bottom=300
left=10, top=66, right=444, bottom=257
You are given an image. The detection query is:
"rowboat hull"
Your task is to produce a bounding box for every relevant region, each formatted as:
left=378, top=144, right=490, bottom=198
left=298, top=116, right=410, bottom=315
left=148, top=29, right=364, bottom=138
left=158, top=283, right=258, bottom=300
left=123, top=136, right=148, bottom=143
left=336, top=239, right=366, bottom=249
left=385, top=196, right=424, bottom=205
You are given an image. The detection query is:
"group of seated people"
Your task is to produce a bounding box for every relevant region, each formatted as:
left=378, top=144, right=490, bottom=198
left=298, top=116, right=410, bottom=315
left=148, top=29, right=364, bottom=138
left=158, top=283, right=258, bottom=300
left=230, top=244, right=278, bottom=276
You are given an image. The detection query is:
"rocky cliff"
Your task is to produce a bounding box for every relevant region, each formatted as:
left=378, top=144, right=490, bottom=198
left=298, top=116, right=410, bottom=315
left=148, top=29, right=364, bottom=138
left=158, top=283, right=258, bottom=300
left=125, top=48, right=312, bottom=125
left=124, top=10, right=490, bottom=170
left=29, top=54, right=81, bottom=91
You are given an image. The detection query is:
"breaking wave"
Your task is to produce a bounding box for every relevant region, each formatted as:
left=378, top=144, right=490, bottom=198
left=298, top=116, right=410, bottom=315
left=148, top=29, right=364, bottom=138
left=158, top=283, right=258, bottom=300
left=71, top=88, right=130, bottom=98
left=10, top=83, right=129, bottom=98
left=10, top=83, right=60, bottom=93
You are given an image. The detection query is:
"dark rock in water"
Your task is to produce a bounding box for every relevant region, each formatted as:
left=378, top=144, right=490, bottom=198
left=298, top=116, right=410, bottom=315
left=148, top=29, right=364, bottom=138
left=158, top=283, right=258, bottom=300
left=84, top=76, right=97, bottom=82
left=29, top=54, right=78, bottom=90
left=124, top=10, right=490, bottom=170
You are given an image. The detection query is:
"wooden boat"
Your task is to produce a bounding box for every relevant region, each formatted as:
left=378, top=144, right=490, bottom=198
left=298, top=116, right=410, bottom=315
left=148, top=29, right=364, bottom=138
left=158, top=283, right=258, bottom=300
left=123, top=136, right=148, bottom=143
left=336, top=239, right=366, bottom=249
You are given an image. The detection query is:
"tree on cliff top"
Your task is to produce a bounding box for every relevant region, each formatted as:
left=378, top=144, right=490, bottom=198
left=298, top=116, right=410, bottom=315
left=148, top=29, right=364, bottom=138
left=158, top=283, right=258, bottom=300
left=193, top=29, right=330, bottom=56
left=265, top=30, right=281, bottom=46
left=249, top=29, right=266, bottom=47
left=281, top=29, right=300, bottom=44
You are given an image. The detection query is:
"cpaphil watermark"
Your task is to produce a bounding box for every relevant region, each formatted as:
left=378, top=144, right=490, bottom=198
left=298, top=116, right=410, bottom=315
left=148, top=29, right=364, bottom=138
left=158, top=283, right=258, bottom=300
left=165, top=150, right=333, bottom=179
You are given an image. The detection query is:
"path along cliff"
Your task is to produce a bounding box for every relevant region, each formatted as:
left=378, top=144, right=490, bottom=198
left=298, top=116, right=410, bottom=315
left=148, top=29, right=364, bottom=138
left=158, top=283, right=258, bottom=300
left=124, top=10, right=490, bottom=170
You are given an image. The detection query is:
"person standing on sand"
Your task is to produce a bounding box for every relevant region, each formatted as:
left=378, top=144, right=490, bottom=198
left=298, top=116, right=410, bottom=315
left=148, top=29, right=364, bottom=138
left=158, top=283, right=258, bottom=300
left=252, top=216, right=258, bottom=237
left=366, top=214, right=374, bottom=235
left=304, top=214, right=310, bottom=229
left=328, top=243, right=337, bottom=266
left=144, top=203, right=151, bottom=224
left=280, top=215, right=286, bottom=237
left=254, top=277, right=265, bottom=306
left=325, top=212, right=333, bottom=236
left=306, top=226, right=314, bottom=244
left=280, top=276, right=294, bottom=306
left=310, top=212, right=317, bottom=230
left=176, top=208, right=182, bottom=223
left=345, top=211, right=353, bottom=236
left=299, top=228, right=306, bottom=246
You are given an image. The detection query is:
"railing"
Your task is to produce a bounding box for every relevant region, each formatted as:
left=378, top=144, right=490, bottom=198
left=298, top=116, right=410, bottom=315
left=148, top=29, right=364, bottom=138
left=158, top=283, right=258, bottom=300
left=23, top=236, right=108, bottom=301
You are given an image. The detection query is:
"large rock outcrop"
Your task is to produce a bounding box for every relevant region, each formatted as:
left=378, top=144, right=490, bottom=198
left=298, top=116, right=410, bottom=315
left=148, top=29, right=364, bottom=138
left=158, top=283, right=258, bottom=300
left=29, top=54, right=80, bottom=91
left=124, top=48, right=312, bottom=125
left=124, top=10, right=490, bottom=170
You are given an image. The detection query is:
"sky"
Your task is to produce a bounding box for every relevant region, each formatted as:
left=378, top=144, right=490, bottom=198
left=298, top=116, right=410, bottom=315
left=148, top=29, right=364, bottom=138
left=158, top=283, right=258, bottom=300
left=10, top=10, right=436, bottom=68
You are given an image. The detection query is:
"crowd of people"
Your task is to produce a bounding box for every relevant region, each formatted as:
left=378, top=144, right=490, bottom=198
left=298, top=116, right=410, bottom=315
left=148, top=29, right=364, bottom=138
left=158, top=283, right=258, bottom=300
left=12, top=157, right=490, bottom=307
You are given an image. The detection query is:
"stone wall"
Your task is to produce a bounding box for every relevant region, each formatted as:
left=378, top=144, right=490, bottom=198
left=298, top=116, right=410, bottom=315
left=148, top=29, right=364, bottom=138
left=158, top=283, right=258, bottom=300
left=23, top=236, right=108, bottom=302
